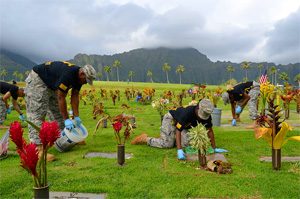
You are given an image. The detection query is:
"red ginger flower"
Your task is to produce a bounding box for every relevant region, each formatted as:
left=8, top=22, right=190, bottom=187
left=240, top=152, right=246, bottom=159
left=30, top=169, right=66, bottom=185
left=9, top=121, right=27, bottom=152
left=113, top=122, right=122, bottom=132
left=39, top=121, right=60, bottom=148
left=20, top=143, right=39, bottom=178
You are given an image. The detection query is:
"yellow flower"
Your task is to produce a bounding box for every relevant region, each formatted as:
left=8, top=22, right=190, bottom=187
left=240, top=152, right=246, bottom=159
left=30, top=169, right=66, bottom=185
left=254, top=122, right=300, bottom=149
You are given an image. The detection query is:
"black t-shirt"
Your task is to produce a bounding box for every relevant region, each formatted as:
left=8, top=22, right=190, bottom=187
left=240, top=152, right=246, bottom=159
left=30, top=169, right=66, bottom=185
left=228, top=81, right=253, bottom=102
left=33, top=61, right=82, bottom=93
left=0, top=82, right=19, bottom=100
left=169, top=105, right=213, bottom=131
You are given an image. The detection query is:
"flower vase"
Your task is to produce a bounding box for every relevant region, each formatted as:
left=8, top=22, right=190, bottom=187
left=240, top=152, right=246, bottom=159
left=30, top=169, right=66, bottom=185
left=33, top=184, right=50, bottom=199
left=102, top=119, right=107, bottom=128
left=285, top=109, right=289, bottom=119
left=198, top=150, right=206, bottom=167
left=113, top=101, right=115, bottom=106
left=161, top=115, right=164, bottom=125
left=297, top=104, right=300, bottom=113
left=118, top=96, right=120, bottom=101
left=272, top=148, right=281, bottom=170
left=117, top=144, right=125, bottom=165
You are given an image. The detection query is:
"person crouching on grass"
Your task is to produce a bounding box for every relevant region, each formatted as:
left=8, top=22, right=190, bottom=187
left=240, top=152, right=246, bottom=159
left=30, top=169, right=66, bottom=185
left=131, top=99, right=227, bottom=160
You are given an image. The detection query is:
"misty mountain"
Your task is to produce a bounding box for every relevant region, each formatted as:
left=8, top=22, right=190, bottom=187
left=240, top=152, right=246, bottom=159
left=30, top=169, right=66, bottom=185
left=0, top=47, right=299, bottom=85
left=68, top=47, right=299, bottom=85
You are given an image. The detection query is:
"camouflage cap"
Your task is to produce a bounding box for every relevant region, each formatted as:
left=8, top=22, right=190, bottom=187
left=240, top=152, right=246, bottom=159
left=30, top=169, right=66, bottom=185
left=198, top=99, right=214, bottom=120
left=221, top=92, right=230, bottom=105
left=82, top=65, right=96, bottom=85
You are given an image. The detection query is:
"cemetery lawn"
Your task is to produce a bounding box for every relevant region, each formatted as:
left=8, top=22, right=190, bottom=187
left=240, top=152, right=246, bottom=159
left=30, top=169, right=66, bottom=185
left=0, top=81, right=299, bottom=199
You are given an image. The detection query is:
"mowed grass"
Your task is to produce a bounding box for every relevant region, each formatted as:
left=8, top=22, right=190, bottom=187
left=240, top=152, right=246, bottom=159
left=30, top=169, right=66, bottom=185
left=0, top=81, right=299, bottom=199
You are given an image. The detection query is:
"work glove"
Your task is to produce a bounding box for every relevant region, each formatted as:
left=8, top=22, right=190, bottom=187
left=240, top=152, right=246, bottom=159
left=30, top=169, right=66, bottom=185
left=214, top=148, right=228, bottom=153
left=18, top=114, right=25, bottom=122
left=74, top=116, right=82, bottom=126
left=232, top=119, right=237, bottom=126
left=7, top=108, right=11, bottom=114
left=235, top=106, right=242, bottom=114
left=177, top=149, right=186, bottom=160
left=64, top=119, right=74, bottom=131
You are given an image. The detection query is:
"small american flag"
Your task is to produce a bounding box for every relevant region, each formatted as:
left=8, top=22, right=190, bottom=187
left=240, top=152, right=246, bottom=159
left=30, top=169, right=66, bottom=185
left=259, top=69, right=268, bottom=84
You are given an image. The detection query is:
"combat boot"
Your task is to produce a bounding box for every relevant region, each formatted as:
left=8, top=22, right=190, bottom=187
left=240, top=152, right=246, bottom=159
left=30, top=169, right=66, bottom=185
left=246, top=120, right=258, bottom=129
left=37, top=145, right=56, bottom=162
left=131, top=133, right=149, bottom=145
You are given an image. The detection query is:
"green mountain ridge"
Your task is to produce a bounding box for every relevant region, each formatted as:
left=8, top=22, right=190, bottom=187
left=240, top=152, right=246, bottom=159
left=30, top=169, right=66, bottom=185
left=0, top=47, right=299, bottom=85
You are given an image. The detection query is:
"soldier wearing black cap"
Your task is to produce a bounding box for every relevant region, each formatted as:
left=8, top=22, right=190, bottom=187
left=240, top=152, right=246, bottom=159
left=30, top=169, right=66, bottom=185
left=131, top=99, right=227, bottom=160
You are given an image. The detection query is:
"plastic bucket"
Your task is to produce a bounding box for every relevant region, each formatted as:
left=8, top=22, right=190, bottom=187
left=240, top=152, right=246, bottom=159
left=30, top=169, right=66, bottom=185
left=211, top=108, right=222, bottom=126
left=54, top=120, right=88, bottom=152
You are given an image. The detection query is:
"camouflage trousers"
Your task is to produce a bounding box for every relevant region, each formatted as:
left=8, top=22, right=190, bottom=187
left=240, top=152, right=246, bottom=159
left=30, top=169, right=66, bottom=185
left=147, top=112, right=190, bottom=148
left=25, top=71, right=64, bottom=145
left=237, top=81, right=260, bottom=120
left=0, top=96, right=7, bottom=124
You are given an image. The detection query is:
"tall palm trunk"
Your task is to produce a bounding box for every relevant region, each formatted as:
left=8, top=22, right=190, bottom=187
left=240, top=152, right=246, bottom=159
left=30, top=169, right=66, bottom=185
left=117, top=68, right=119, bottom=82
left=166, top=71, right=169, bottom=84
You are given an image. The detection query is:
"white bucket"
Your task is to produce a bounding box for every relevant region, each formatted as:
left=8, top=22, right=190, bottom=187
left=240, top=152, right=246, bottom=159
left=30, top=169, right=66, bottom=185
left=54, top=120, right=88, bottom=152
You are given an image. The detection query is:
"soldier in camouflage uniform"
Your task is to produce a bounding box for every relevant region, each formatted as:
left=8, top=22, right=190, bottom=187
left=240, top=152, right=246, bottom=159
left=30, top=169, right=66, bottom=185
left=25, top=61, right=96, bottom=161
left=221, top=81, right=260, bottom=129
left=131, top=99, right=227, bottom=160
left=0, top=82, right=25, bottom=129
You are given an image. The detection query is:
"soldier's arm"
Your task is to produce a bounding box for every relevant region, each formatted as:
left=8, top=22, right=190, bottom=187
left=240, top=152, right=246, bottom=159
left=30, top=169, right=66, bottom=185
left=175, top=129, right=182, bottom=150
left=206, top=127, right=216, bottom=149
left=71, top=88, right=80, bottom=117
left=12, top=99, right=22, bottom=115
left=2, top=92, right=11, bottom=109
left=240, top=92, right=250, bottom=107
left=57, top=90, right=69, bottom=120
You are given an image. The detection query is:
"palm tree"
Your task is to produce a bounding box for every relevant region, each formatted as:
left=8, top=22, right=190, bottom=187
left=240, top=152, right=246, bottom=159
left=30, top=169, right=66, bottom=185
left=1, top=69, right=7, bottom=81
left=13, top=71, right=19, bottom=81
left=258, top=63, right=263, bottom=78
left=226, top=65, right=235, bottom=85
left=104, top=66, right=111, bottom=81
left=25, top=70, right=30, bottom=76
left=279, top=72, right=290, bottom=84
left=294, top=74, right=300, bottom=86
left=147, top=71, right=153, bottom=83
left=176, top=65, right=185, bottom=84
left=162, top=62, right=171, bottom=84
left=113, top=60, right=121, bottom=82
left=19, top=73, right=24, bottom=81
left=128, top=71, right=134, bottom=82
left=240, top=61, right=252, bottom=81
left=96, top=72, right=102, bottom=81
left=269, top=66, right=276, bottom=85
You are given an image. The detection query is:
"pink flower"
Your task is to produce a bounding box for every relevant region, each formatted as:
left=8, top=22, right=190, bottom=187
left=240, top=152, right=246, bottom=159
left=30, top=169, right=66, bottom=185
left=19, top=143, right=39, bottom=178
left=113, top=122, right=122, bottom=132
left=9, top=121, right=27, bottom=152
left=39, top=121, right=61, bottom=148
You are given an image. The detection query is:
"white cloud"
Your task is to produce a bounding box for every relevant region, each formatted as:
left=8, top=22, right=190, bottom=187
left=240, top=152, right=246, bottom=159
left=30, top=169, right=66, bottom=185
left=0, top=0, right=299, bottom=64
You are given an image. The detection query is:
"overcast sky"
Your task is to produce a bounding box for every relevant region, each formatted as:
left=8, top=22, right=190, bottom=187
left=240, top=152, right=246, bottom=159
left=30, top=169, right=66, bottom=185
left=1, top=0, right=299, bottom=65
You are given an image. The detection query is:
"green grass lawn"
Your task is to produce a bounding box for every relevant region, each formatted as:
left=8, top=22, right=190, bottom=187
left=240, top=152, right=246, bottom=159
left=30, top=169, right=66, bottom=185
left=0, top=81, right=299, bottom=199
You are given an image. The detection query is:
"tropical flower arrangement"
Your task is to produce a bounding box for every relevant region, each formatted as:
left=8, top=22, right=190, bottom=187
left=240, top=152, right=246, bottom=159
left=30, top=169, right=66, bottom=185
left=260, top=82, right=275, bottom=112
left=255, top=96, right=300, bottom=169
left=9, top=121, right=60, bottom=188
left=187, top=123, right=211, bottom=155
left=151, top=98, right=170, bottom=116
left=208, top=87, right=223, bottom=107
left=293, top=89, right=300, bottom=113
left=280, top=84, right=295, bottom=111
left=93, top=112, right=134, bottom=145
